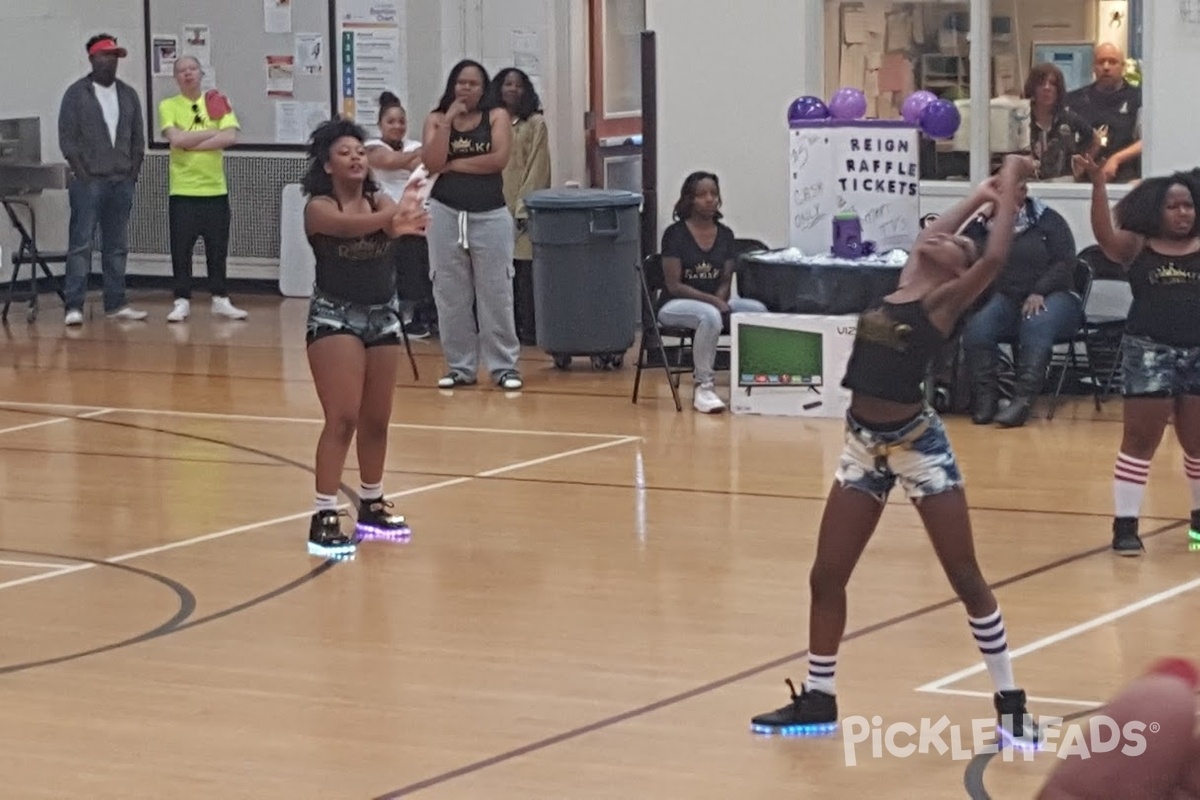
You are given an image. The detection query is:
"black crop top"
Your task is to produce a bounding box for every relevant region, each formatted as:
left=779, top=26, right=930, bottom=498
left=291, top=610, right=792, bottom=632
left=429, top=112, right=506, bottom=213
left=841, top=300, right=950, bottom=404
left=1125, top=246, right=1200, bottom=348
left=306, top=194, right=397, bottom=306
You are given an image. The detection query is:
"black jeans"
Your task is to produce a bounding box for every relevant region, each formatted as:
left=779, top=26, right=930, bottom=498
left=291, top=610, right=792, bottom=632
left=169, top=194, right=230, bottom=299
left=513, top=259, right=535, bottom=345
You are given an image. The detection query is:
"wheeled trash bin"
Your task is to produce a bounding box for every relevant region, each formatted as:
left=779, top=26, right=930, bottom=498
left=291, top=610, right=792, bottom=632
left=524, top=188, right=643, bottom=370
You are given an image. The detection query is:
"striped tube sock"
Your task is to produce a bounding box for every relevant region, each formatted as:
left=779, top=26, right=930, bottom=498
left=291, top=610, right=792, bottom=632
left=805, top=654, right=837, bottom=695
left=314, top=492, right=339, bottom=513
left=1185, top=455, right=1200, bottom=512
left=360, top=481, right=384, bottom=502
left=1113, top=452, right=1151, bottom=519
left=968, top=609, right=1016, bottom=692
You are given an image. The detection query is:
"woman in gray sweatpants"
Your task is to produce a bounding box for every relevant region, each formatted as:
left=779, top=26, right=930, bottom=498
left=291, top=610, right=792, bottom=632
left=421, top=59, right=523, bottom=391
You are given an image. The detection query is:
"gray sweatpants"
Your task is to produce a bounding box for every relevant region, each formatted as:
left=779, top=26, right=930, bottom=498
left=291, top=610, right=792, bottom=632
left=427, top=199, right=521, bottom=381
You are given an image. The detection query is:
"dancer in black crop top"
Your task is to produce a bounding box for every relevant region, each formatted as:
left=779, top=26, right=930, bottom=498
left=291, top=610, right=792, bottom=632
left=1075, top=154, right=1200, bottom=555
left=299, top=118, right=430, bottom=561
left=752, top=156, right=1044, bottom=747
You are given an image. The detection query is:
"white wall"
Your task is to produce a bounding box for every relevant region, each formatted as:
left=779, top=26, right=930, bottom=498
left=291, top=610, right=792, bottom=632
left=0, top=0, right=587, bottom=281
left=0, top=0, right=143, bottom=270
left=1141, top=4, right=1200, bottom=177
left=645, top=0, right=822, bottom=250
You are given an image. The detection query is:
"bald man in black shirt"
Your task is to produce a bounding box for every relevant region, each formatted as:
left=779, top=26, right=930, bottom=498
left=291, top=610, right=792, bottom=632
left=1065, top=42, right=1142, bottom=183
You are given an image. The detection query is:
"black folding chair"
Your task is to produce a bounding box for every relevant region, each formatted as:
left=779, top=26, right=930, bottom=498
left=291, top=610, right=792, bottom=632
left=2, top=197, right=66, bottom=323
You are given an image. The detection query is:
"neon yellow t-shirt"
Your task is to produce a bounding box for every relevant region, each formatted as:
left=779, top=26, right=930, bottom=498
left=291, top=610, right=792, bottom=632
left=158, top=94, right=240, bottom=196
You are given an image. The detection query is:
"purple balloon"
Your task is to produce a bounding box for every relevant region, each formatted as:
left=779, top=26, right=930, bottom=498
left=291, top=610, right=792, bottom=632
left=901, top=90, right=937, bottom=124
left=919, top=98, right=962, bottom=140
left=788, top=95, right=830, bottom=123
left=828, top=87, right=867, bottom=120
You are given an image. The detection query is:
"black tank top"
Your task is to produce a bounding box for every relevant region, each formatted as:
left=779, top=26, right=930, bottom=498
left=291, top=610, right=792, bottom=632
left=307, top=194, right=397, bottom=306
left=429, top=112, right=506, bottom=213
left=841, top=300, right=950, bottom=404
left=1125, top=246, right=1200, bottom=347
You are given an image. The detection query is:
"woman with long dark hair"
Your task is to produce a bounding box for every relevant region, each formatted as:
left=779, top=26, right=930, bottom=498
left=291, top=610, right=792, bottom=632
left=1074, top=154, right=1200, bottom=554
left=301, top=118, right=429, bottom=560
left=422, top=59, right=523, bottom=390
left=492, top=66, right=551, bottom=345
left=750, top=156, right=1042, bottom=747
left=657, top=171, right=766, bottom=413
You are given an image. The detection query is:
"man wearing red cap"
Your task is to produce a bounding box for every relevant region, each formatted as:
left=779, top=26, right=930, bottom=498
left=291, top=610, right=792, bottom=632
left=57, top=33, right=147, bottom=325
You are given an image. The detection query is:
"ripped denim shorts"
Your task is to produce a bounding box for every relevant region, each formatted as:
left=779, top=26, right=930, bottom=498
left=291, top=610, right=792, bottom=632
left=305, top=289, right=402, bottom=348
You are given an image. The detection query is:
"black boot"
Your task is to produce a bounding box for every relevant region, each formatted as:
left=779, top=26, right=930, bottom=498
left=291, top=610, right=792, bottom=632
left=965, top=347, right=999, bottom=424
left=996, top=351, right=1050, bottom=428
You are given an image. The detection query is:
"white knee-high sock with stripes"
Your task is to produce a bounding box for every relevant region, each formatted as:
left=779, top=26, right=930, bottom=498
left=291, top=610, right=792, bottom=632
left=1184, top=455, right=1200, bottom=512
left=969, top=609, right=1017, bottom=692
left=1113, top=452, right=1152, bottom=519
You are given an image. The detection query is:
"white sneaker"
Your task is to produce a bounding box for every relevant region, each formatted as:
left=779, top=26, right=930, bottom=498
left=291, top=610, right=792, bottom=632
left=64, top=309, right=83, bottom=326
left=693, top=383, right=726, bottom=414
left=212, top=296, right=248, bottom=320
left=166, top=298, right=190, bottom=322
left=107, top=306, right=148, bottom=321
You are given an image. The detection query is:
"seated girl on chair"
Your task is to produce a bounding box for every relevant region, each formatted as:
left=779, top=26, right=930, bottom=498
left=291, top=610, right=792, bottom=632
left=657, top=171, right=767, bottom=414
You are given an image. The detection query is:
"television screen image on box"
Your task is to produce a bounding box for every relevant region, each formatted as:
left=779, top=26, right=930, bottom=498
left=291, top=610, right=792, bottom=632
left=737, top=324, right=823, bottom=388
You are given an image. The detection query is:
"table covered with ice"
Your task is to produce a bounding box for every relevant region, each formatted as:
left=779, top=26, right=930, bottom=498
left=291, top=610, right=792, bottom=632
left=735, top=247, right=909, bottom=315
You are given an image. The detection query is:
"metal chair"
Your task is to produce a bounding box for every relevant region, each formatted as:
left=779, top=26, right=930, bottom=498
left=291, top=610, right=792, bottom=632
left=2, top=197, right=66, bottom=323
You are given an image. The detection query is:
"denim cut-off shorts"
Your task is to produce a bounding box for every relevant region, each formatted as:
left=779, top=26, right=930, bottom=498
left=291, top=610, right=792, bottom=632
left=305, top=289, right=402, bottom=348
left=833, top=407, right=964, bottom=503
left=1121, top=334, right=1200, bottom=397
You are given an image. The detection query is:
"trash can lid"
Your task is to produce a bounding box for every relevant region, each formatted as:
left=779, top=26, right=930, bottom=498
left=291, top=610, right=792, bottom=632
left=524, top=187, right=643, bottom=210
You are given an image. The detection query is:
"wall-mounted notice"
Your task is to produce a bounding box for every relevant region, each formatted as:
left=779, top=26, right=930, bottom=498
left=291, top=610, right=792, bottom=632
left=337, top=0, right=407, bottom=134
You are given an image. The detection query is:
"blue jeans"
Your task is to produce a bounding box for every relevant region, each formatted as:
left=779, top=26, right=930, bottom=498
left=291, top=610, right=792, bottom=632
left=1121, top=334, right=1200, bottom=397
left=64, top=177, right=136, bottom=313
left=834, top=407, right=963, bottom=503
left=658, top=296, right=768, bottom=385
left=960, top=290, right=1082, bottom=359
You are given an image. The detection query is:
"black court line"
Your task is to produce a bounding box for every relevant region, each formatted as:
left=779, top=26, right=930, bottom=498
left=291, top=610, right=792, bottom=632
left=371, top=519, right=1185, bottom=798
left=964, top=689, right=1200, bottom=799
left=0, top=547, right=196, bottom=675
left=0, top=408, right=350, bottom=673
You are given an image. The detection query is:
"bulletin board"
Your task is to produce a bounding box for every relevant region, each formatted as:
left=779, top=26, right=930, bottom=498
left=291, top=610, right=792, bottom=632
left=141, top=0, right=339, bottom=151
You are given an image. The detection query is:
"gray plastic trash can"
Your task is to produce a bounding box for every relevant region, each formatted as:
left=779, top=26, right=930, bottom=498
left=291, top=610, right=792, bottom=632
left=524, top=187, right=643, bottom=370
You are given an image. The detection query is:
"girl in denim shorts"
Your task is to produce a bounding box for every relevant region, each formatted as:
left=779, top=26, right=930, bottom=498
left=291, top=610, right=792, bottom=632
left=751, top=156, right=1042, bottom=750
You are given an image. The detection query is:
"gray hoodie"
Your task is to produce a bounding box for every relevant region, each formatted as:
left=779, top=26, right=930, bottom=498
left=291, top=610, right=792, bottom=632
left=57, top=75, right=145, bottom=181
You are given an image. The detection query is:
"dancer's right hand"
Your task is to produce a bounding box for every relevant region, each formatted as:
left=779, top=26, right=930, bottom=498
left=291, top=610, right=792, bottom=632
left=390, top=181, right=430, bottom=237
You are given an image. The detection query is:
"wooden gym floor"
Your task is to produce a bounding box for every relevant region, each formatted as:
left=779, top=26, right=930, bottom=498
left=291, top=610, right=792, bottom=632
left=0, top=290, right=1196, bottom=799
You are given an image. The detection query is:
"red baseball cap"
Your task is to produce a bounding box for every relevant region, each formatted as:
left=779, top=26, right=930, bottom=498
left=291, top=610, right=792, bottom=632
left=87, top=36, right=128, bottom=58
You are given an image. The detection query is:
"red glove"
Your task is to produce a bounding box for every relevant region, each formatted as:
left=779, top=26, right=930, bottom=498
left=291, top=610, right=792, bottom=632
left=204, top=90, right=232, bottom=121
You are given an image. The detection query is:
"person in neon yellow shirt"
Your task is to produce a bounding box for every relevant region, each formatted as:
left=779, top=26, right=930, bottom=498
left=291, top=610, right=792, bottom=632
left=158, top=56, right=248, bottom=322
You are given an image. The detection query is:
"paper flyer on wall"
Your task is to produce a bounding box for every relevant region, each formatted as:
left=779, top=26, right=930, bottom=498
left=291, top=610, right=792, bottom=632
left=264, top=0, right=292, bottom=34
left=181, top=24, right=211, bottom=67
left=295, top=33, right=324, bottom=76
left=266, top=55, right=295, bottom=98
left=275, top=100, right=328, bottom=144
left=512, top=29, right=541, bottom=76
left=152, top=35, right=178, bottom=76
left=338, top=0, right=406, bottom=127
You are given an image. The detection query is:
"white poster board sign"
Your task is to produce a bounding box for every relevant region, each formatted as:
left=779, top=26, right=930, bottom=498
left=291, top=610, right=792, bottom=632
left=730, top=312, right=858, bottom=419
left=789, top=119, right=921, bottom=256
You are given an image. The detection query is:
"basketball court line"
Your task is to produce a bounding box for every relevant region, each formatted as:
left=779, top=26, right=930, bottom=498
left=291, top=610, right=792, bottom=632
left=0, top=559, right=78, bottom=570
left=915, top=573, right=1200, bottom=705
left=0, top=408, right=112, bottom=436
left=0, top=433, right=641, bottom=594
left=0, top=401, right=635, bottom=441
